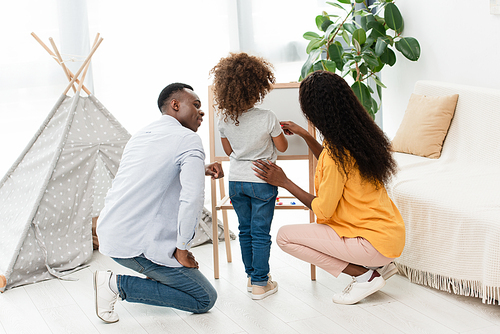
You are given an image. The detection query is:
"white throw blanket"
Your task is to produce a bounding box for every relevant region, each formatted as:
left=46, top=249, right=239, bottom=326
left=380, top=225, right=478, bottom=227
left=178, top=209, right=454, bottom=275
left=387, top=81, right=500, bottom=304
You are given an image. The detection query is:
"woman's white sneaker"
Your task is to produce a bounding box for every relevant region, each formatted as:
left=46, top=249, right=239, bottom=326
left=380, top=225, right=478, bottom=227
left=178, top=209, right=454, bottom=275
left=332, top=275, right=385, bottom=305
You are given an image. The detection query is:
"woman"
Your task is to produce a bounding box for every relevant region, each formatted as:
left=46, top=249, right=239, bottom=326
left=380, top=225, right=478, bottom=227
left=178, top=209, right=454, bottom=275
left=253, top=71, right=405, bottom=305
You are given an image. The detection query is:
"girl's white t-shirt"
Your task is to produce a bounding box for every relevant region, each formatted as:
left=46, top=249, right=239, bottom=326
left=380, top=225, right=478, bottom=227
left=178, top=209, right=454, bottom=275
left=218, top=107, right=283, bottom=183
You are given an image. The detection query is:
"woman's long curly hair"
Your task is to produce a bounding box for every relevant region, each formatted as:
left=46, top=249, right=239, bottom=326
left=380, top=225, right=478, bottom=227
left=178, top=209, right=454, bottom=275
left=210, top=52, right=275, bottom=125
left=299, top=71, right=397, bottom=187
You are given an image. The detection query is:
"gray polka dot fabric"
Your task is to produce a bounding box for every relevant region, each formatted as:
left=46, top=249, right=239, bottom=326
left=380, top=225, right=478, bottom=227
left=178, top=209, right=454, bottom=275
left=0, top=94, right=130, bottom=291
left=192, top=207, right=236, bottom=247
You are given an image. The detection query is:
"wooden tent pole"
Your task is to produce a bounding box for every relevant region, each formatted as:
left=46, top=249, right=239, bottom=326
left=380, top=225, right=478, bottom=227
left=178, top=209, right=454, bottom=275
left=31, top=32, right=92, bottom=95
left=62, top=37, right=103, bottom=96
left=49, top=37, right=76, bottom=93
left=77, top=60, right=91, bottom=93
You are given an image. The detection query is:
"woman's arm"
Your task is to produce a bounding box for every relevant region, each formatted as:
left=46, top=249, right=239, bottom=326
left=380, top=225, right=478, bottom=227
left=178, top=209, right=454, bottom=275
left=272, top=132, right=288, bottom=152
left=252, top=160, right=315, bottom=209
left=280, top=121, right=323, bottom=159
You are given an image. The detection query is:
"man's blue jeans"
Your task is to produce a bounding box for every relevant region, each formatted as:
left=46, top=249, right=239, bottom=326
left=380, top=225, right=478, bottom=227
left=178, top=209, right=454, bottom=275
left=112, top=256, right=217, bottom=313
left=229, top=181, right=278, bottom=286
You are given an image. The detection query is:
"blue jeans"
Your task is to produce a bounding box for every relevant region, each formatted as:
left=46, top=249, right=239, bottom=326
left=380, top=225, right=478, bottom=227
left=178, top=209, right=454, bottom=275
left=112, top=256, right=217, bottom=313
left=229, top=181, right=277, bottom=286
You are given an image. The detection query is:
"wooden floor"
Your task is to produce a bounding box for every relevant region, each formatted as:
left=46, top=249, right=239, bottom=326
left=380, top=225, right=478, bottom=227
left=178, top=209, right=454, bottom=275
left=1, top=209, right=499, bottom=334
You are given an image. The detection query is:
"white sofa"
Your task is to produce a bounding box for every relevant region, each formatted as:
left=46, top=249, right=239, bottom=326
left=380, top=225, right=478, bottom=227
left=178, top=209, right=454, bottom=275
left=386, top=80, right=500, bottom=304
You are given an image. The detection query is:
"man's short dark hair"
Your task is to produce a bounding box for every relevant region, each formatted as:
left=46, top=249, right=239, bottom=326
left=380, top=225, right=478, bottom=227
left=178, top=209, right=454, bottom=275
left=157, top=83, right=194, bottom=112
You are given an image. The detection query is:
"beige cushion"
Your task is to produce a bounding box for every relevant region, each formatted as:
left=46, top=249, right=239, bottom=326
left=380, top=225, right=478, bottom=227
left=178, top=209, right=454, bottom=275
left=392, top=93, right=459, bottom=159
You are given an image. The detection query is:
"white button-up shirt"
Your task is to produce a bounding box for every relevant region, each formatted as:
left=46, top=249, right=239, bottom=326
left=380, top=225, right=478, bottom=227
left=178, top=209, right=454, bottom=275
left=97, top=115, right=205, bottom=267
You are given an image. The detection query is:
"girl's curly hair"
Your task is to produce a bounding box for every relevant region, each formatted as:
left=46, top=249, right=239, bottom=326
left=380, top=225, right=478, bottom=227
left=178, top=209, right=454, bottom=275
left=299, top=71, right=397, bottom=187
left=210, top=52, right=275, bottom=125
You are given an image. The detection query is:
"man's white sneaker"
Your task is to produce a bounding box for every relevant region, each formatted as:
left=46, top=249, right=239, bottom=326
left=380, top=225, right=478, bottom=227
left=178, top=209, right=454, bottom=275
left=332, top=275, right=385, bottom=305
left=93, top=270, right=119, bottom=323
left=377, top=262, right=398, bottom=280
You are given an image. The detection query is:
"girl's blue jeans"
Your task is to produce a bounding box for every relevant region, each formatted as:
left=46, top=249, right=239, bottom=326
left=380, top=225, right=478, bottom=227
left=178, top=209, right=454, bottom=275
left=229, top=181, right=278, bottom=286
left=112, top=256, right=217, bottom=314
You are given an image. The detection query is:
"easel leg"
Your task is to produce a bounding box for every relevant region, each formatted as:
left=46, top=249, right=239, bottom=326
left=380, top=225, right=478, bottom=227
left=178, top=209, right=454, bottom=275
left=219, top=178, right=232, bottom=263
left=211, top=178, right=219, bottom=279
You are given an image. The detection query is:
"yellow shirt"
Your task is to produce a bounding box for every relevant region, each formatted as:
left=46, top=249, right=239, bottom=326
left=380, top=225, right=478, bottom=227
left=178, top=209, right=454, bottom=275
left=311, top=149, right=405, bottom=258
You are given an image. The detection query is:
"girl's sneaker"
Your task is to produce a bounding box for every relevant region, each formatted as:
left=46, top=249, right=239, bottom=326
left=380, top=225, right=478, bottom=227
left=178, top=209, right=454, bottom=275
left=247, top=273, right=271, bottom=292
left=251, top=280, right=278, bottom=300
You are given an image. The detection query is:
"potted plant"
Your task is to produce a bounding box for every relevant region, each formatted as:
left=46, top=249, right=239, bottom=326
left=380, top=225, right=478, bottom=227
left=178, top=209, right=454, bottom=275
left=301, top=0, right=421, bottom=119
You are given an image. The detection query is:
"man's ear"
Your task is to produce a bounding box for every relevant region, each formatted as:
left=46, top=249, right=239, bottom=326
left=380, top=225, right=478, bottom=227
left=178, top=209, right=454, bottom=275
left=170, top=98, right=180, bottom=112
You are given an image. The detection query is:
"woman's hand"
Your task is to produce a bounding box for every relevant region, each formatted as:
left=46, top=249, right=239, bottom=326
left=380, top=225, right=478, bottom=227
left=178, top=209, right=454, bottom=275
left=252, top=160, right=289, bottom=188
left=280, top=121, right=307, bottom=137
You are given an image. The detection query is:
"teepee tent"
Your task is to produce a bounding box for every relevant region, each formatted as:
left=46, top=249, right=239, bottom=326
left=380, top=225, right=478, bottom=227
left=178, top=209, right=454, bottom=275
left=0, top=34, right=131, bottom=292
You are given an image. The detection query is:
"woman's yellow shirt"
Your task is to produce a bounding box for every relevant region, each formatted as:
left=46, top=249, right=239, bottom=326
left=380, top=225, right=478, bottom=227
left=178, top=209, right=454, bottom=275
left=311, top=149, right=405, bottom=258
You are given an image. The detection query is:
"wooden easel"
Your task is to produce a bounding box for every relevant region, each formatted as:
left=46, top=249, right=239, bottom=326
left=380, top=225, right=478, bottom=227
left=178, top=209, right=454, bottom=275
left=208, top=83, right=317, bottom=280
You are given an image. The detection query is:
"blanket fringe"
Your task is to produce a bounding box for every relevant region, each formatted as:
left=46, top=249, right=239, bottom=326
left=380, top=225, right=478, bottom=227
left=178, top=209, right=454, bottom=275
left=395, top=263, right=499, bottom=305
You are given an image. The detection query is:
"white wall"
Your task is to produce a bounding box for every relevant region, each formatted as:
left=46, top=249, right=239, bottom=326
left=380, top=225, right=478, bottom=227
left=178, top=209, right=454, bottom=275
left=381, top=0, right=500, bottom=138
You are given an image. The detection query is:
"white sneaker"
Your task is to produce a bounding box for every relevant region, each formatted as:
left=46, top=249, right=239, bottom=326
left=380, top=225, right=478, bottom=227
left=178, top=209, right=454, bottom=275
left=93, top=271, right=119, bottom=323
left=377, top=262, right=398, bottom=280
left=251, top=280, right=278, bottom=300
left=332, top=275, right=385, bottom=305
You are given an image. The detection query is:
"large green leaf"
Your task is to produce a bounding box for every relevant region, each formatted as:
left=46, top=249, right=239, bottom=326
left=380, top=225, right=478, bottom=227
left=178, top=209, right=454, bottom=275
left=360, top=14, right=376, bottom=31
left=328, top=43, right=344, bottom=71
left=343, top=22, right=356, bottom=34
left=384, top=3, right=403, bottom=31
left=313, top=60, right=337, bottom=73
left=306, top=38, right=324, bottom=53
left=316, top=15, right=329, bottom=30
left=323, top=59, right=337, bottom=72
left=313, top=61, right=324, bottom=72
left=359, top=63, right=368, bottom=76
left=372, top=57, right=385, bottom=72
left=362, top=50, right=379, bottom=67
left=395, top=37, right=420, bottom=61
left=353, top=38, right=362, bottom=54
left=342, top=30, right=350, bottom=45
left=374, top=36, right=389, bottom=56
left=352, top=29, right=366, bottom=45
left=327, top=1, right=348, bottom=11
left=324, top=23, right=338, bottom=41
left=303, top=31, right=321, bottom=40
left=373, top=75, right=387, bottom=89
left=380, top=47, right=396, bottom=66
left=321, top=19, right=333, bottom=32
left=301, top=48, right=322, bottom=79
left=351, top=81, right=372, bottom=112
left=367, top=21, right=386, bottom=39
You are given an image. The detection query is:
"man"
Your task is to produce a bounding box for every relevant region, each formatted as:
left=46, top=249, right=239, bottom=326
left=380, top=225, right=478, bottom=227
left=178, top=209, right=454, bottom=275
left=94, top=83, right=223, bottom=323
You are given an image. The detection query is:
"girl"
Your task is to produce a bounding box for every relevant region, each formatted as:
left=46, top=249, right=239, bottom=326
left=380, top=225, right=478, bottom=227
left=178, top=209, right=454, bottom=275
left=210, top=53, right=288, bottom=300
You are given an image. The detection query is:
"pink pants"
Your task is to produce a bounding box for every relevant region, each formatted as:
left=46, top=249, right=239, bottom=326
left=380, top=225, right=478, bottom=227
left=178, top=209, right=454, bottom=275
left=276, top=223, right=393, bottom=277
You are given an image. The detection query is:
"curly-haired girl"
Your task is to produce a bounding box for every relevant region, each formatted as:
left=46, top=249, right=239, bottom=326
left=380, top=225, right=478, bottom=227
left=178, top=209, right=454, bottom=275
left=253, top=71, right=405, bottom=305
left=210, top=52, right=288, bottom=300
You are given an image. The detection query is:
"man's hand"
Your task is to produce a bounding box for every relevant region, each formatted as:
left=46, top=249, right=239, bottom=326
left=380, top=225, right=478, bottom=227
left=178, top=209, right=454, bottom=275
left=174, top=248, right=199, bottom=268
left=205, top=162, right=224, bottom=179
